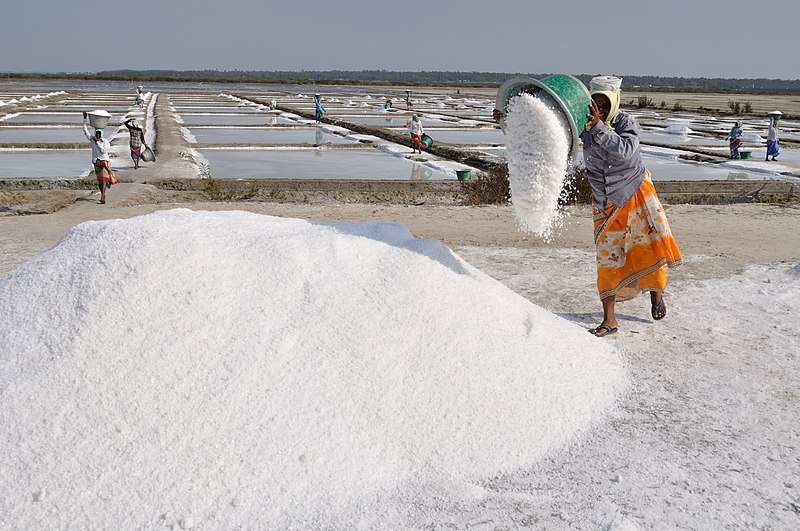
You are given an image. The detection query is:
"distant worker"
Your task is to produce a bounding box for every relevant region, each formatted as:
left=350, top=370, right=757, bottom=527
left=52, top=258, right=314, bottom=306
left=492, top=108, right=505, bottom=130
left=385, top=99, right=392, bottom=109
left=405, top=90, right=412, bottom=111
left=408, top=114, right=425, bottom=154
left=135, top=86, right=144, bottom=108
left=123, top=118, right=149, bottom=169
left=82, top=111, right=116, bottom=204
left=725, top=121, right=743, bottom=159
left=314, top=95, right=325, bottom=123
left=766, top=112, right=781, bottom=161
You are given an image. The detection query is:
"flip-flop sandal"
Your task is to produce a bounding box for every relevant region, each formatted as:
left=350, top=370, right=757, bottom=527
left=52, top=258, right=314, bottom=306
left=651, top=298, right=667, bottom=320
left=588, top=324, right=618, bottom=337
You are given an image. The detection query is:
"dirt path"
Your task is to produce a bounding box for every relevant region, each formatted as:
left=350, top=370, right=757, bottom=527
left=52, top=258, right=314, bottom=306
left=2, top=199, right=799, bottom=280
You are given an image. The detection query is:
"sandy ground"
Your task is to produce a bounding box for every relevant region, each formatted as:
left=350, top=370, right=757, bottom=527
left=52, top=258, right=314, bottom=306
left=2, top=194, right=799, bottom=277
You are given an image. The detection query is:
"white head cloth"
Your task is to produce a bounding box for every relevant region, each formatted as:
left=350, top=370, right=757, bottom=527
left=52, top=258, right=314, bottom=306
left=589, top=75, right=623, bottom=92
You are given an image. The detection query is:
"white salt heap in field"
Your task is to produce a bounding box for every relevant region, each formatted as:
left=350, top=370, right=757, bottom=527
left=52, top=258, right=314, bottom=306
left=504, top=93, right=571, bottom=239
left=0, top=209, right=626, bottom=528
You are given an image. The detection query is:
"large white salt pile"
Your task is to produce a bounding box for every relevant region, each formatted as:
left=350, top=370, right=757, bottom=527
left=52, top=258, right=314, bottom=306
left=0, top=209, right=626, bottom=527
left=504, top=93, right=571, bottom=239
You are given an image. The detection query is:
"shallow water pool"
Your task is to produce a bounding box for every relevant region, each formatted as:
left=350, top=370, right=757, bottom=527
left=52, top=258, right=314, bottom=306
left=640, top=130, right=730, bottom=147
left=188, top=127, right=357, bottom=145
left=198, top=148, right=452, bottom=180
left=411, top=128, right=506, bottom=145
left=340, top=115, right=454, bottom=127
left=642, top=154, right=775, bottom=181
left=173, top=106, right=264, bottom=114
left=0, top=127, right=88, bottom=144
left=0, top=150, right=90, bottom=178
left=180, top=114, right=295, bottom=126
left=1, top=113, right=115, bottom=124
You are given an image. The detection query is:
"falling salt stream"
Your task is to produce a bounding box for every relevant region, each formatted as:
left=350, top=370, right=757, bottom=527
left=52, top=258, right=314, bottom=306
left=504, top=93, right=572, bottom=241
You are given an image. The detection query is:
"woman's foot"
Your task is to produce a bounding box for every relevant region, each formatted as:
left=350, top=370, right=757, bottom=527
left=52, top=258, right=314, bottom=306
left=651, top=296, right=667, bottom=320
left=588, top=324, right=618, bottom=337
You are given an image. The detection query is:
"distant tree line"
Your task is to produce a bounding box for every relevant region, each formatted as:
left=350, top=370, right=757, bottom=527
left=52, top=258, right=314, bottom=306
left=4, top=70, right=800, bottom=93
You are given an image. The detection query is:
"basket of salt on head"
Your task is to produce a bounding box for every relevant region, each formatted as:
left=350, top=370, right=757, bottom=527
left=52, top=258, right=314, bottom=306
left=87, top=110, right=111, bottom=129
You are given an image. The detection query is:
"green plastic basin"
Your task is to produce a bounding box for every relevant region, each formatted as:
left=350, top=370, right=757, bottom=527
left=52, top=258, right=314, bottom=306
left=495, top=74, right=590, bottom=161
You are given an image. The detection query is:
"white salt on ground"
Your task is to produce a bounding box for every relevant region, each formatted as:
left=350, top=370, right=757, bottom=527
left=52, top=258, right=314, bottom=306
left=504, top=93, right=571, bottom=240
left=0, top=209, right=626, bottom=528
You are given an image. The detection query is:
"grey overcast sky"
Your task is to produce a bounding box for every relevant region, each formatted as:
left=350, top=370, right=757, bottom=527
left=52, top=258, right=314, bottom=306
left=2, top=0, right=798, bottom=79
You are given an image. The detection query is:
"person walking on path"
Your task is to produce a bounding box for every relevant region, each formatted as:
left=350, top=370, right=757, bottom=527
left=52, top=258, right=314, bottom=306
left=314, top=95, right=325, bottom=123
left=766, top=112, right=781, bottom=161
left=123, top=118, right=148, bottom=169
left=135, top=86, right=145, bottom=108
left=82, top=112, right=116, bottom=204
left=408, top=114, right=425, bottom=154
left=725, top=121, right=744, bottom=159
left=580, top=76, right=682, bottom=337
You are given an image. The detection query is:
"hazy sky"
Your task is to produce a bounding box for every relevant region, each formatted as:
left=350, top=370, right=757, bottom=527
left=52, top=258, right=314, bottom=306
left=2, top=0, right=798, bottom=79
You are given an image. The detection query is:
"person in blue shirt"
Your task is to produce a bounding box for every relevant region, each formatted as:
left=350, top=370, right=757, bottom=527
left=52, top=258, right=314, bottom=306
left=725, top=121, right=743, bottom=159
left=314, top=95, right=325, bottom=123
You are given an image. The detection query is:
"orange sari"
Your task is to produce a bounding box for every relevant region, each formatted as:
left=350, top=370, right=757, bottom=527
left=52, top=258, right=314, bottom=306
left=593, top=170, right=682, bottom=301
left=93, top=160, right=118, bottom=187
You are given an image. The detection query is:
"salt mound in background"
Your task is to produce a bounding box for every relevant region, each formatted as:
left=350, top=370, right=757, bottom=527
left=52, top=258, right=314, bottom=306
left=0, top=209, right=626, bottom=527
left=504, top=93, right=571, bottom=240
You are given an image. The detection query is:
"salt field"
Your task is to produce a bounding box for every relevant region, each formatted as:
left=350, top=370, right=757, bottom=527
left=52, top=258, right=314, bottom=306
left=2, top=113, right=114, bottom=124
left=0, top=150, right=89, bottom=178
left=0, top=126, right=86, bottom=144
left=187, top=127, right=356, bottom=145
left=409, top=127, right=506, bottom=145
left=178, top=114, right=287, bottom=126
left=1, top=80, right=798, bottom=185
left=197, top=149, right=451, bottom=180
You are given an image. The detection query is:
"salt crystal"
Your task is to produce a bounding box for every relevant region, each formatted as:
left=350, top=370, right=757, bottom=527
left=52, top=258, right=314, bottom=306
left=504, top=93, right=571, bottom=240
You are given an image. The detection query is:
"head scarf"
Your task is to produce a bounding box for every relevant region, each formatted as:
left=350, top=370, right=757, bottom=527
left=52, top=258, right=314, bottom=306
left=590, top=75, right=622, bottom=126
left=94, top=130, right=102, bottom=137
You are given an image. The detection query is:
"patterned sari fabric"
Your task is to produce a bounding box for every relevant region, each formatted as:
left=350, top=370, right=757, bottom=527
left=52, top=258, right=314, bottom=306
left=593, top=170, right=682, bottom=301
left=93, top=160, right=118, bottom=187
left=129, top=129, right=143, bottom=161
left=729, top=137, right=742, bottom=155
left=410, top=134, right=424, bottom=150
left=766, top=140, right=780, bottom=158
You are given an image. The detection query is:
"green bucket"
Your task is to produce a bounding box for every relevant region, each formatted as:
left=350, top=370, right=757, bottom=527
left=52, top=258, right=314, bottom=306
left=421, top=133, right=433, bottom=147
left=456, top=169, right=471, bottom=181
left=495, top=74, right=591, bottom=160
left=739, top=151, right=752, bottom=159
